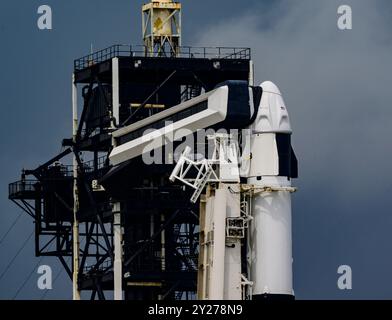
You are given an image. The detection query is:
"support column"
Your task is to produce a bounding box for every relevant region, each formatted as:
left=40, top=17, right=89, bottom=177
left=157, top=212, right=166, bottom=301
left=112, top=57, right=120, bottom=127
left=160, top=213, right=166, bottom=273
left=113, top=202, right=123, bottom=300
left=223, top=184, right=242, bottom=300
left=249, top=60, right=255, bottom=86
left=209, top=188, right=226, bottom=300
left=197, top=193, right=208, bottom=300
left=72, top=73, right=81, bottom=300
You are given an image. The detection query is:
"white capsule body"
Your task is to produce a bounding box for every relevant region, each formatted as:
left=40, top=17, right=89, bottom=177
left=244, top=81, right=295, bottom=299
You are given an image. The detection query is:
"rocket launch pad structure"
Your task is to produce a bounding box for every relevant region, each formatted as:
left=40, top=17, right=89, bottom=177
left=8, top=0, right=298, bottom=300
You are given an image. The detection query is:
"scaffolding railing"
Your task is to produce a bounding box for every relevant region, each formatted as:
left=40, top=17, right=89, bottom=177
left=9, top=180, right=39, bottom=199
left=84, top=259, right=112, bottom=275
left=8, top=156, right=110, bottom=200
left=74, top=44, right=251, bottom=71
left=82, top=155, right=109, bottom=172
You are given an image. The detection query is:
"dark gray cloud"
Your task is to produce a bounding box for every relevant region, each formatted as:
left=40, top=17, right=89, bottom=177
left=1, top=0, right=391, bottom=299
left=195, top=0, right=392, bottom=299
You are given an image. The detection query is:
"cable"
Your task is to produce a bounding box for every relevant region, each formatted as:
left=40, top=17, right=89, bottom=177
left=0, top=212, right=23, bottom=246
left=40, top=264, right=65, bottom=300
left=13, top=255, right=45, bottom=300
left=0, top=230, right=34, bottom=282
left=12, top=239, right=58, bottom=300
left=41, top=237, right=84, bottom=300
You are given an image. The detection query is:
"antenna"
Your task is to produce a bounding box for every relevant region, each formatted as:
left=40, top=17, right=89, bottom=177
left=142, top=0, right=182, bottom=57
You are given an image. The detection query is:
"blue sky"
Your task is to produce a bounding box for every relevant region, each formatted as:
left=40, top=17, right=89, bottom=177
left=0, top=0, right=392, bottom=299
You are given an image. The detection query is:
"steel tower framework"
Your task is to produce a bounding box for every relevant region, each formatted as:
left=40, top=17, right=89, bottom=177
left=9, top=44, right=251, bottom=300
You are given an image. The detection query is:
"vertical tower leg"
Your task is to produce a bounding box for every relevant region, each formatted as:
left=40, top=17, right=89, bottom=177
left=72, top=73, right=81, bottom=301
left=160, top=213, right=166, bottom=273
left=197, top=194, right=207, bottom=300
left=209, top=188, right=226, bottom=300
left=113, top=202, right=123, bottom=300
left=222, top=184, right=242, bottom=300
left=249, top=60, right=254, bottom=86
left=112, top=58, right=123, bottom=300
left=112, top=57, right=120, bottom=127
left=197, top=185, right=243, bottom=300
left=158, top=213, right=166, bottom=300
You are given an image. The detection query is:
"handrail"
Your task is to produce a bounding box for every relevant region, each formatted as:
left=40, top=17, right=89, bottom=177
left=9, top=180, right=38, bottom=197
left=74, top=44, right=251, bottom=71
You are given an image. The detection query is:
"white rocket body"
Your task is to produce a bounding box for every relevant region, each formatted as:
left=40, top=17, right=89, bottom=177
left=243, top=81, right=295, bottom=299
left=249, top=176, right=293, bottom=297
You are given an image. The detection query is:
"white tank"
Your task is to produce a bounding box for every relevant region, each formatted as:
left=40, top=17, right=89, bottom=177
left=247, top=81, right=295, bottom=299
left=249, top=176, right=293, bottom=297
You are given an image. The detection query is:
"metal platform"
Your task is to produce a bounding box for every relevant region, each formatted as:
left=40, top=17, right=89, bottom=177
left=74, top=44, right=251, bottom=71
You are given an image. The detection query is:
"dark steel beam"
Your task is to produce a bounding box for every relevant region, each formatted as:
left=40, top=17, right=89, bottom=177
left=53, top=192, right=73, bottom=213
left=162, top=280, right=181, bottom=300
left=58, top=256, right=72, bottom=280
left=86, top=252, right=110, bottom=275
left=76, top=78, right=95, bottom=141
left=122, top=70, right=177, bottom=126
left=73, top=149, right=114, bottom=261
left=39, top=235, right=57, bottom=254
left=124, top=209, right=182, bottom=267
left=26, top=148, right=72, bottom=179
left=79, top=222, right=96, bottom=273
left=11, top=200, right=35, bottom=219
left=96, top=281, right=106, bottom=300
left=90, top=289, right=96, bottom=300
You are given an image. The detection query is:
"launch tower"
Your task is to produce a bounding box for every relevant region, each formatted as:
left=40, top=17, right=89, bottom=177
left=8, top=0, right=253, bottom=300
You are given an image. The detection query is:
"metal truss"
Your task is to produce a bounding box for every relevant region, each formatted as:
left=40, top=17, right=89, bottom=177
left=170, top=134, right=240, bottom=203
